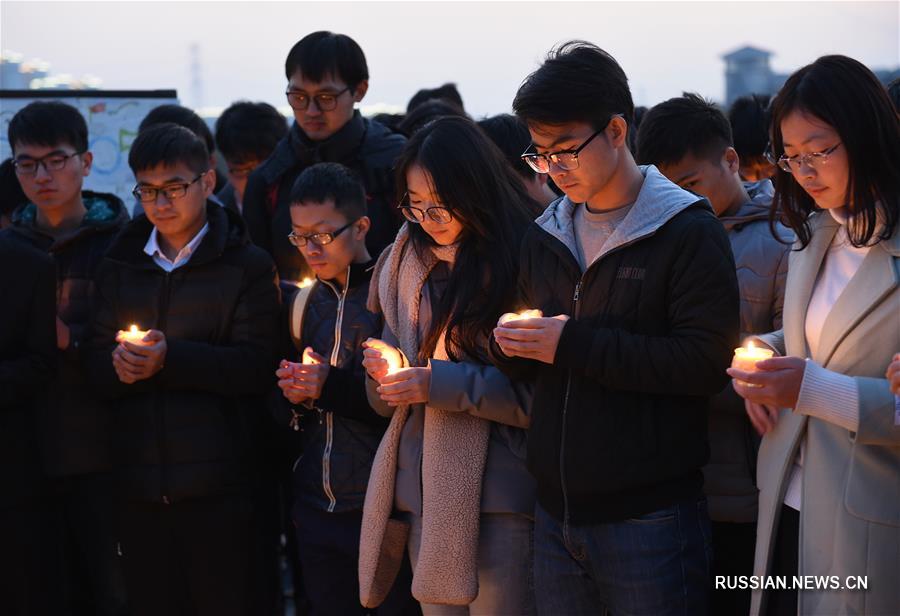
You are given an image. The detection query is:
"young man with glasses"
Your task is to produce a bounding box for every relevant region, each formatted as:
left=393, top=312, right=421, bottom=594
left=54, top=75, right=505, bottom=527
left=2, top=100, right=130, bottom=615
left=242, top=30, right=406, bottom=284
left=492, top=42, right=740, bottom=615
left=86, top=123, right=280, bottom=616
left=272, top=162, right=416, bottom=615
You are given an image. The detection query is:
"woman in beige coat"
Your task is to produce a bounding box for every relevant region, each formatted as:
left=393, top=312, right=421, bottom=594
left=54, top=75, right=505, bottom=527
left=728, top=55, right=899, bottom=616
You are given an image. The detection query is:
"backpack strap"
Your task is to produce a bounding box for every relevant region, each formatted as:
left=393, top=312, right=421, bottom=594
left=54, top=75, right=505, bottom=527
left=289, top=281, right=317, bottom=352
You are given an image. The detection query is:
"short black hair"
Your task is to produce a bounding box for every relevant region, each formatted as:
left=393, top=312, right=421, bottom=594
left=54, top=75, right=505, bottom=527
left=8, top=100, right=88, bottom=153
left=636, top=93, right=732, bottom=167
left=128, top=123, right=210, bottom=175
left=284, top=31, right=368, bottom=89
left=513, top=41, right=634, bottom=131
left=477, top=114, right=535, bottom=180
left=728, top=94, right=771, bottom=161
left=215, top=101, right=287, bottom=164
left=289, top=162, right=367, bottom=220
left=407, top=83, right=465, bottom=113
left=397, top=99, right=468, bottom=137
left=139, top=104, right=215, bottom=154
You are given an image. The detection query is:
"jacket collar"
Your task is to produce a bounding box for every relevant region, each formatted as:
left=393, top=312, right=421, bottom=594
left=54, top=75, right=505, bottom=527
left=105, top=202, right=243, bottom=269
left=257, top=111, right=368, bottom=186
left=534, top=165, right=708, bottom=267
left=318, top=257, right=377, bottom=295
left=9, top=190, right=128, bottom=250
left=806, top=212, right=899, bottom=366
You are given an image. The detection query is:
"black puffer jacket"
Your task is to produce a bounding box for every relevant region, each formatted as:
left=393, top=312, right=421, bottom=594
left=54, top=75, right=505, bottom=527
left=242, top=112, right=406, bottom=282
left=273, top=261, right=387, bottom=513
left=494, top=167, right=740, bottom=524
left=87, top=203, right=280, bottom=504
left=1, top=192, right=128, bottom=477
left=0, top=239, right=56, bottom=508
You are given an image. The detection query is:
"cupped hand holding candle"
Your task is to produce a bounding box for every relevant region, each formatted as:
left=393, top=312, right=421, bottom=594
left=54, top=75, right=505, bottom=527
left=498, top=308, right=543, bottom=326
left=116, top=324, right=151, bottom=346
left=362, top=338, right=404, bottom=382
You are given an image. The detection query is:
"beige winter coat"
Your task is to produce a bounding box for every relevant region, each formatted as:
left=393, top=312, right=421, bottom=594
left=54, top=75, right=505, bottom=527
left=751, top=211, right=900, bottom=615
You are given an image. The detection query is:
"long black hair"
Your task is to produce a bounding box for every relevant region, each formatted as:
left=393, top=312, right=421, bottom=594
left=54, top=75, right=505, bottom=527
left=394, top=116, right=543, bottom=363
left=769, top=55, right=899, bottom=248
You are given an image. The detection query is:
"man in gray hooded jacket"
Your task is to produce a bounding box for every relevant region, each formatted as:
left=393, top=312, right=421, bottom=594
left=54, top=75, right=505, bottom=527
left=637, top=92, right=792, bottom=616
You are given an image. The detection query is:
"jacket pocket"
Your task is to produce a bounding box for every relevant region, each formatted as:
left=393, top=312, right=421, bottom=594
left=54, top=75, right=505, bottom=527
left=843, top=441, right=900, bottom=527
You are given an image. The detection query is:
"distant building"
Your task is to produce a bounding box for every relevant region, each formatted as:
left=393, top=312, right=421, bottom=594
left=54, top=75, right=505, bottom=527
left=0, top=51, right=100, bottom=90
left=723, top=45, right=900, bottom=107
left=723, top=46, right=789, bottom=106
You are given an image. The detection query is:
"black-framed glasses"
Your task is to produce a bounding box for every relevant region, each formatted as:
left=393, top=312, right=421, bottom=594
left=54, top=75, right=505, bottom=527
left=772, top=143, right=842, bottom=173
left=285, top=87, right=351, bottom=111
left=287, top=219, right=358, bottom=247
left=13, top=150, right=85, bottom=176
left=397, top=193, right=453, bottom=224
left=520, top=114, right=621, bottom=174
left=132, top=173, right=204, bottom=203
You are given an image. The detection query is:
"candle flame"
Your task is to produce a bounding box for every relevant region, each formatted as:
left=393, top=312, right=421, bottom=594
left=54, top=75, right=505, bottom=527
left=747, top=341, right=755, bottom=350
left=302, top=348, right=320, bottom=365
left=297, top=278, right=314, bottom=288
left=129, top=325, right=139, bottom=334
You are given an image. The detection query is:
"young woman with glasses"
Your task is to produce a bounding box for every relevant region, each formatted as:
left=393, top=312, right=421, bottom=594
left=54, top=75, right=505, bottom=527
left=727, top=55, right=899, bottom=616
left=358, top=116, right=541, bottom=614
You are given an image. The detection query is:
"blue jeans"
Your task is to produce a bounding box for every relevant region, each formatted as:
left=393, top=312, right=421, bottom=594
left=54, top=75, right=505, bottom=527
left=534, top=499, right=713, bottom=616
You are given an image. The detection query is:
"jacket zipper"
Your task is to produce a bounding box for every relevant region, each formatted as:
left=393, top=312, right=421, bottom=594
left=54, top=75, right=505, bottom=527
left=553, top=231, right=656, bottom=529
left=156, top=271, right=173, bottom=505
left=320, top=267, right=350, bottom=512
left=559, top=279, right=582, bottom=533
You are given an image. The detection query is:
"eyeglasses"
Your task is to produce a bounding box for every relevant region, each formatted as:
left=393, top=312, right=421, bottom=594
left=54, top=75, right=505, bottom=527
left=132, top=173, right=204, bottom=203
left=520, top=114, right=621, bottom=174
left=13, top=150, right=85, bottom=176
left=770, top=143, right=842, bottom=173
left=285, top=87, right=351, bottom=111
left=227, top=162, right=259, bottom=179
left=287, top=219, right=358, bottom=247
left=397, top=193, right=454, bottom=224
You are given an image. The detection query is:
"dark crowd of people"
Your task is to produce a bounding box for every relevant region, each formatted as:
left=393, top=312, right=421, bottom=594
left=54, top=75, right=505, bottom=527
left=1, top=30, right=899, bottom=616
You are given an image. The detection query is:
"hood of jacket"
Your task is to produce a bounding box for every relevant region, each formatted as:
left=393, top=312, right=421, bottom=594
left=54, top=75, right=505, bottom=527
left=10, top=190, right=128, bottom=251
left=104, top=200, right=249, bottom=268
left=535, top=164, right=709, bottom=264
left=719, top=179, right=776, bottom=231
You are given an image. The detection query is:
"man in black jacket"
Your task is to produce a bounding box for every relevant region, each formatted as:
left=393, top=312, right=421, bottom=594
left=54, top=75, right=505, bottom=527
left=87, top=124, right=280, bottom=616
left=242, top=30, right=406, bottom=283
left=493, top=42, right=740, bottom=615
left=2, top=100, right=129, bottom=615
left=273, top=163, right=415, bottom=615
left=0, top=238, right=56, bottom=616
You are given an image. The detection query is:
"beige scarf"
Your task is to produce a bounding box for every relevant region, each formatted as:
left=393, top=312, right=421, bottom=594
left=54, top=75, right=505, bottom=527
left=359, top=225, right=491, bottom=607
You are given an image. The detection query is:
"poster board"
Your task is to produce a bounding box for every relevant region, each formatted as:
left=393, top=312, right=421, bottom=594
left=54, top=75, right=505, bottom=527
left=0, top=89, right=178, bottom=208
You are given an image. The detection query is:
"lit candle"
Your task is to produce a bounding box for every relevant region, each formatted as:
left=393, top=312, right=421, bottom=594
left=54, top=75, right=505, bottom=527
left=732, top=342, right=774, bottom=387
left=302, top=347, right=320, bottom=365
left=297, top=277, right=314, bottom=289
left=116, top=324, right=151, bottom=345
left=365, top=339, right=403, bottom=375
left=499, top=309, right=543, bottom=325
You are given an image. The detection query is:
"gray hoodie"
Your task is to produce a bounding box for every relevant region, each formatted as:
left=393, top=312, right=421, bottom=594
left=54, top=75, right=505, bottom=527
left=537, top=165, right=708, bottom=264
left=707, top=180, right=793, bottom=523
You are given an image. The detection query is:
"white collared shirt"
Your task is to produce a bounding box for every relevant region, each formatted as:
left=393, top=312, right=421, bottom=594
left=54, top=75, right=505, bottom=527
left=143, top=222, right=210, bottom=272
